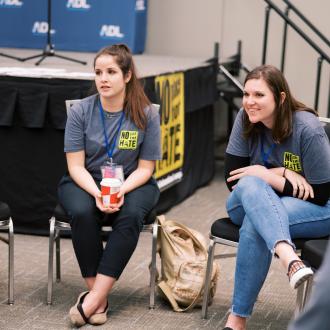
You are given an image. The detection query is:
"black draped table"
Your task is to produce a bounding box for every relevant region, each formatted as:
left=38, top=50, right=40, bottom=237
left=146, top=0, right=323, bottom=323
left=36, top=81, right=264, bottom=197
left=0, top=62, right=217, bottom=235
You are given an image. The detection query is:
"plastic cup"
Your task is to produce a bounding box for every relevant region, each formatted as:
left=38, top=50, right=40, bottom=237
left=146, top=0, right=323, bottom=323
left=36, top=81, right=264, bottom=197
left=100, top=178, right=122, bottom=207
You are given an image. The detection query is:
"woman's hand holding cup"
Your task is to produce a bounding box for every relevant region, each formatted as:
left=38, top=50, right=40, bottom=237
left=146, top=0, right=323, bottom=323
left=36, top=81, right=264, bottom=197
left=94, top=190, right=120, bottom=213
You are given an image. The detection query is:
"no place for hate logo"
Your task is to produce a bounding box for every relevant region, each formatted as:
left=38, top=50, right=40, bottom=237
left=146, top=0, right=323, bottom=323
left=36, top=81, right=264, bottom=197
left=0, top=0, right=23, bottom=7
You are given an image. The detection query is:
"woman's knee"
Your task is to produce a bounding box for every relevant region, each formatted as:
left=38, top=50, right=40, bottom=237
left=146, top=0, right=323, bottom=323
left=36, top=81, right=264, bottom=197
left=233, top=176, right=271, bottom=203
left=236, top=176, right=267, bottom=193
left=64, top=201, right=99, bottom=228
left=117, top=207, right=144, bottom=232
left=70, top=205, right=95, bottom=220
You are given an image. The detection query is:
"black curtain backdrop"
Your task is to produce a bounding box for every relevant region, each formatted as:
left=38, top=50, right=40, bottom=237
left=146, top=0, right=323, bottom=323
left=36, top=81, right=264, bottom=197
left=0, top=63, right=217, bottom=235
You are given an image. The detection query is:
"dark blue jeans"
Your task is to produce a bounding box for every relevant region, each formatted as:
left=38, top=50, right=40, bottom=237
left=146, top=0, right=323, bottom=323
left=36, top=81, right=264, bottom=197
left=58, top=175, right=160, bottom=279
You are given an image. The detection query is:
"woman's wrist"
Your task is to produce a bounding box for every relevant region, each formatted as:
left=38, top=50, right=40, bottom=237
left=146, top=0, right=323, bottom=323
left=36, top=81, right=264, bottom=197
left=91, top=186, right=101, bottom=198
left=268, top=167, right=286, bottom=177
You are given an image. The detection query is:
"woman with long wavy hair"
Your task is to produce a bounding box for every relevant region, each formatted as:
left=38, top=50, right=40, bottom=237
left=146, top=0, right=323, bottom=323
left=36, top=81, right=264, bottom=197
left=58, top=44, right=161, bottom=327
left=223, top=65, right=330, bottom=330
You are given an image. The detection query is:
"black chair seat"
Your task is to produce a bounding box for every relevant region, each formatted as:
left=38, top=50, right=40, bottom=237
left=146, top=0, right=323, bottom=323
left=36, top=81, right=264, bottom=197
left=54, top=203, right=156, bottom=225
left=54, top=204, right=70, bottom=222
left=210, top=217, right=327, bottom=250
left=0, top=202, right=11, bottom=221
left=302, top=239, right=329, bottom=269
left=211, top=217, right=240, bottom=241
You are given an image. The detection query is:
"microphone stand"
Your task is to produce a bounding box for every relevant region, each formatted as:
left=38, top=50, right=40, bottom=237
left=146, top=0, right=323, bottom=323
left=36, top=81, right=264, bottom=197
left=21, top=0, right=86, bottom=66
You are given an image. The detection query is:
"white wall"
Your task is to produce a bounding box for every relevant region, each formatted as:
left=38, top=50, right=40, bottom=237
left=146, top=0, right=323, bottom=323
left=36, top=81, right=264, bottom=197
left=146, top=0, right=330, bottom=117
left=146, top=0, right=223, bottom=58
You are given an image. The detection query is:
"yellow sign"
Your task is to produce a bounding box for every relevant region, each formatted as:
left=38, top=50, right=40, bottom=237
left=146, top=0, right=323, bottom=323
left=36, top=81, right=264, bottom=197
left=118, top=130, right=138, bottom=150
left=154, top=72, right=185, bottom=179
left=283, top=152, right=302, bottom=172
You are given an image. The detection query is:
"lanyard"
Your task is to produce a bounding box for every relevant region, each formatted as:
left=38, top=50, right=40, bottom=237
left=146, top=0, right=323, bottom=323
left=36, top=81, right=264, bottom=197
left=260, top=134, right=276, bottom=168
left=98, top=100, right=125, bottom=162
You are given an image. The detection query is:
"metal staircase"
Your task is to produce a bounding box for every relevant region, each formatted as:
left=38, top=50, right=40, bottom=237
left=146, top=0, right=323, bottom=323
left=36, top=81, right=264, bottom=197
left=216, top=0, right=330, bottom=137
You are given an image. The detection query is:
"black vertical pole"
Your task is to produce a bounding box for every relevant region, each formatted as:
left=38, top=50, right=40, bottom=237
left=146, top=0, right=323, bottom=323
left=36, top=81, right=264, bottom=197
left=47, top=0, right=51, bottom=45
left=314, top=56, right=323, bottom=111
left=214, top=42, right=219, bottom=60
left=262, top=6, right=271, bottom=65
left=46, top=0, right=54, bottom=51
left=327, top=78, right=330, bottom=117
left=280, top=6, right=290, bottom=72
left=237, top=40, right=242, bottom=68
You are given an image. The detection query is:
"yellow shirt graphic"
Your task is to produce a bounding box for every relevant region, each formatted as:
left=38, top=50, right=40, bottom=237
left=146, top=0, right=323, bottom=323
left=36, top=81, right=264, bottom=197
left=283, top=152, right=302, bottom=172
left=118, top=131, right=138, bottom=150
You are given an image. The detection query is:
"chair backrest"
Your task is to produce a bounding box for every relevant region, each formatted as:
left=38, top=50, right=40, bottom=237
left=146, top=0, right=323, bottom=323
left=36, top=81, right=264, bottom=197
left=319, top=116, right=330, bottom=140
left=323, top=124, right=330, bottom=140
left=65, top=99, right=81, bottom=114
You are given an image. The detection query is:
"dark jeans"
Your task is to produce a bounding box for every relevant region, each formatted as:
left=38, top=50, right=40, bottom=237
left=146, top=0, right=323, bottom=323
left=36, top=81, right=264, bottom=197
left=58, top=175, right=160, bottom=279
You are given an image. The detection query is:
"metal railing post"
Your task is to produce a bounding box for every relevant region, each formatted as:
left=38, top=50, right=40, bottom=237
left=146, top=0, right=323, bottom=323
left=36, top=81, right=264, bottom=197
left=280, top=6, right=290, bottom=72
left=314, top=56, right=323, bottom=111
left=282, top=0, right=330, bottom=48
left=327, top=79, right=330, bottom=118
left=214, top=42, right=219, bottom=60
left=262, top=5, right=271, bottom=65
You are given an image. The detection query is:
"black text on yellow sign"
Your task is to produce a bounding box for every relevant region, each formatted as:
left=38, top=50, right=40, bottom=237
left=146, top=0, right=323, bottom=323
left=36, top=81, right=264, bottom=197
left=154, top=72, right=184, bottom=179
left=118, top=130, right=138, bottom=150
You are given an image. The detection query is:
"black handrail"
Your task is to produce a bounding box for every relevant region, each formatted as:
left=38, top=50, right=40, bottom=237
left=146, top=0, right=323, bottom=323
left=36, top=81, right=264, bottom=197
left=282, top=0, right=330, bottom=48
left=262, top=0, right=330, bottom=114
left=263, top=0, right=330, bottom=64
left=280, top=5, right=290, bottom=72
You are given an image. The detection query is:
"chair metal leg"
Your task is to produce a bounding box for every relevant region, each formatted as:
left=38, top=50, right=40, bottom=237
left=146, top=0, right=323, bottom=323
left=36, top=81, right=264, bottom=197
left=295, top=283, right=305, bottom=316
left=8, top=218, right=14, bottom=305
left=202, top=239, right=216, bottom=319
left=294, top=276, right=314, bottom=317
left=55, top=229, right=61, bottom=282
left=149, top=222, right=158, bottom=309
left=303, top=276, right=313, bottom=305
left=47, top=217, right=55, bottom=305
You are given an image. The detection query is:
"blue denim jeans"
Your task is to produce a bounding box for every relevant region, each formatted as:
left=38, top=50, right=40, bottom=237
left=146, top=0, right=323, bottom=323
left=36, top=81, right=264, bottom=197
left=226, top=176, right=330, bottom=317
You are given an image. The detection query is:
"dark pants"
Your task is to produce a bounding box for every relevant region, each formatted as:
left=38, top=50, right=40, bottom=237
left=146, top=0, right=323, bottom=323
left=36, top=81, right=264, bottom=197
left=58, top=175, right=160, bottom=279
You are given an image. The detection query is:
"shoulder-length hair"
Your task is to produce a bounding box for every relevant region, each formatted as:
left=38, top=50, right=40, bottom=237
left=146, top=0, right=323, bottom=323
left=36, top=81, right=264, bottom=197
left=243, top=65, right=317, bottom=143
left=93, top=44, right=150, bottom=130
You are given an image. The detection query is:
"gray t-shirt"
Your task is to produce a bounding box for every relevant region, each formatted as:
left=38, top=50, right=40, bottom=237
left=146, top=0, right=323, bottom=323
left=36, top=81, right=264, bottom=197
left=64, top=94, right=161, bottom=180
left=226, top=109, right=330, bottom=184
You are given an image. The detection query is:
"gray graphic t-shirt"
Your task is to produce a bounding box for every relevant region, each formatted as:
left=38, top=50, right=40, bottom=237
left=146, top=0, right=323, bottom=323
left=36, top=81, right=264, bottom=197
left=226, top=109, right=330, bottom=184
left=64, top=94, right=161, bottom=180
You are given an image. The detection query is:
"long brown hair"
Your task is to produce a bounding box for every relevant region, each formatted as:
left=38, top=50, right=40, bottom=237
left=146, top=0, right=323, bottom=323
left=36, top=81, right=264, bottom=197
left=94, top=44, right=150, bottom=130
left=243, top=65, right=317, bottom=143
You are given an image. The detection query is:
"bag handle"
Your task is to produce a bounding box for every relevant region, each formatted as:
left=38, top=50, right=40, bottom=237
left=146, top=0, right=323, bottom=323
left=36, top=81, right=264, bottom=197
left=158, top=279, right=205, bottom=312
left=157, top=215, right=207, bottom=255
left=164, top=220, right=207, bottom=253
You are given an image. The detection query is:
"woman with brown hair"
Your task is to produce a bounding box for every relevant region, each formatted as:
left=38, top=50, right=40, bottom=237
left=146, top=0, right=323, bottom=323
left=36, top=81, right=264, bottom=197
left=58, top=44, right=161, bottom=327
left=223, top=65, right=330, bottom=330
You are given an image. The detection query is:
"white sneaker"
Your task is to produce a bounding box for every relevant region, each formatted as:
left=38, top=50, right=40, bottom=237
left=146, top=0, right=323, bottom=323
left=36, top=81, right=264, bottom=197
left=287, top=260, right=313, bottom=289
